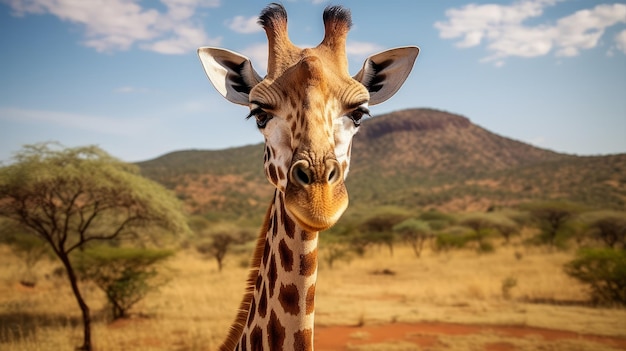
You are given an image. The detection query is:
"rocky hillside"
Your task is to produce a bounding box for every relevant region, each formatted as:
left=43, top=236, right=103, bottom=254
left=138, top=108, right=626, bottom=217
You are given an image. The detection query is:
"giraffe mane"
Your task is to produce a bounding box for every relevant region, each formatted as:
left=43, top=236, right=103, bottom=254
left=218, top=196, right=274, bottom=351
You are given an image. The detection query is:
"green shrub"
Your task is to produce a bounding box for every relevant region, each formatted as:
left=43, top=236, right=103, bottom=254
left=520, top=201, right=583, bottom=249
left=74, top=246, right=174, bottom=320
left=564, top=248, right=626, bottom=306
left=434, top=226, right=473, bottom=252
left=419, top=210, right=454, bottom=230
left=580, top=211, right=626, bottom=249
left=356, top=208, right=411, bottom=256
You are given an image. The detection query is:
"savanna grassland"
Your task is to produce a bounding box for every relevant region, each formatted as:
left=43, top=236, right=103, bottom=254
left=2, top=109, right=625, bottom=351
left=1, top=229, right=625, bottom=351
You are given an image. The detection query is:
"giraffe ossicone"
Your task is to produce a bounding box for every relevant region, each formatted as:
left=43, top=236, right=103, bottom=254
left=198, top=3, right=418, bottom=350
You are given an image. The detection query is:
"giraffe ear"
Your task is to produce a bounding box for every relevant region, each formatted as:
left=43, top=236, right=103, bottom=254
left=353, top=46, right=419, bottom=106
left=198, top=47, right=263, bottom=106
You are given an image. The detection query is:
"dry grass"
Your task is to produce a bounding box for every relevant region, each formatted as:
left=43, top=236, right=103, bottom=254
left=344, top=334, right=625, bottom=351
left=315, top=237, right=626, bottom=337
left=1, top=233, right=625, bottom=351
left=0, top=245, right=246, bottom=351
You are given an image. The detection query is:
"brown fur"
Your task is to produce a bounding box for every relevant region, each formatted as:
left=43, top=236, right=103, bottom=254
left=218, top=194, right=275, bottom=351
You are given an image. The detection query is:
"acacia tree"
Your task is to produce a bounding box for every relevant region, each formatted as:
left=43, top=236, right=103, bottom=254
left=460, top=213, right=496, bottom=249
left=583, top=211, right=626, bottom=249
left=358, top=209, right=410, bottom=256
left=196, top=224, right=254, bottom=272
left=460, top=213, right=519, bottom=250
left=0, top=143, right=187, bottom=351
left=392, top=218, right=432, bottom=258
left=521, top=201, right=583, bottom=248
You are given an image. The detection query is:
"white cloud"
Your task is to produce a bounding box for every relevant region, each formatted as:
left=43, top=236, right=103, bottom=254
left=346, top=41, right=385, bottom=65
left=553, top=3, right=626, bottom=57
left=346, top=41, right=384, bottom=56
left=435, top=0, right=626, bottom=65
left=4, top=0, right=221, bottom=54
left=0, top=107, right=152, bottom=136
left=615, top=29, right=626, bottom=54
left=143, top=24, right=220, bottom=54
left=227, top=15, right=262, bottom=34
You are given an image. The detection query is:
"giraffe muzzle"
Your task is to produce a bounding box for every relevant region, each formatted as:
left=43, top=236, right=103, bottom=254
left=289, top=159, right=342, bottom=187
left=285, top=158, right=348, bottom=231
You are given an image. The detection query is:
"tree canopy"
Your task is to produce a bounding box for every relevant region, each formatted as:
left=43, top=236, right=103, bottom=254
left=0, top=143, right=187, bottom=252
left=0, top=143, right=188, bottom=351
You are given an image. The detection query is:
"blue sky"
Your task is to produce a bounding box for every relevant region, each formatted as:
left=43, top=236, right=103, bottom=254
left=1, top=0, right=625, bottom=163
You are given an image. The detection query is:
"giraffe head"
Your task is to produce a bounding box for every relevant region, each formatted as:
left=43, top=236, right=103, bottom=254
left=199, top=4, right=418, bottom=232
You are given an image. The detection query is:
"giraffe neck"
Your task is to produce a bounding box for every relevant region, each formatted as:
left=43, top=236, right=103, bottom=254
left=221, top=190, right=319, bottom=351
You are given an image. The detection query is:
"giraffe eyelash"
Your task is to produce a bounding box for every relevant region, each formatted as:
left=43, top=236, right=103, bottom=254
left=348, top=106, right=370, bottom=126
left=247, top=108, right=273, bottom=128
left=246, top=107, right=264, bottom=119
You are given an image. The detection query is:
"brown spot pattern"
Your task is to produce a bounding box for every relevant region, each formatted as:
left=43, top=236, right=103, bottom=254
left=280, top=200, right=295, bottom=238
left=262, top=240, right=271, bottom=267
left=241, top=333, right=247, bottom=351
left=278, top=239, right=294, bottom=272
left=301, top=230, right=316, bottom=241
left=258, top=283, right=268, bottom=318
left=268, top=164, right=278, bottom=185
left=267, top=310, right=285, bottom=350
left=299, top=248, right=318, bottom=277
left=255, top=275, right=262, bottom=292
left=268, top=254, right=278, bottom=297
left=250, top=326, right=263, bottom=351
left=306, top=283, right=315, bottom=315
left=293, top=328, right=313, bottom=351
left=278, top=283, right=300, bottom=315
left=272, top=210, right=278, bottom=237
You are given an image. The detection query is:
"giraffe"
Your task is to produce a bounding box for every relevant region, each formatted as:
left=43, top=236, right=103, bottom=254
left=198, top=4, right=418, bottom=350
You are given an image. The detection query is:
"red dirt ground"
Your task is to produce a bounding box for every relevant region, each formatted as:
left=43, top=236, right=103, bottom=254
left=314, top=322, right=626, bottom=351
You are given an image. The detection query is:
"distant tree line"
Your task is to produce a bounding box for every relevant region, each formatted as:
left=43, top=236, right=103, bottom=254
left=1, top=143, right=625, bottom=351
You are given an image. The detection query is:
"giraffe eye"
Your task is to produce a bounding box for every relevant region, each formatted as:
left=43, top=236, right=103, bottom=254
left=348, top=106, right=370, bottom=127
left=247, top=108, right=273, bottom=129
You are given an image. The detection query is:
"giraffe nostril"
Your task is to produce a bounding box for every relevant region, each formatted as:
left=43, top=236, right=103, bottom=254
left=296, top=167, right=311, bottom=185
left=291, top=161, right=313, bottom=186
left=326, top=159, right=342, bottom=184
left=328, top=169, right=336, bottom=181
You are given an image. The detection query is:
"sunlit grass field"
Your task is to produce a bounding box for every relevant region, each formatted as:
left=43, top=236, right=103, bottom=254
left=1, top=231, right=625, bottom=351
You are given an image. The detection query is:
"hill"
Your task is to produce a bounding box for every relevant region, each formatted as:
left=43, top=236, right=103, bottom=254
left=137, top=108, right=626, bottom=217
